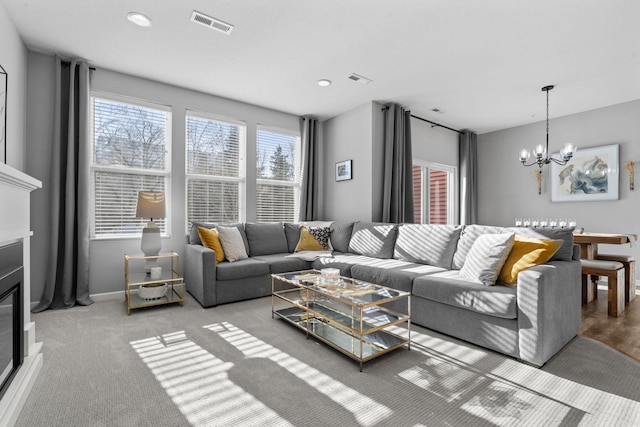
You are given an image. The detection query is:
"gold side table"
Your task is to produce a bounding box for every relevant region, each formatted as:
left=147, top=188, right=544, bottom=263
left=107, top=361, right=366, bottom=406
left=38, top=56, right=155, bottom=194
left=124, top=252, right=184, bottom=314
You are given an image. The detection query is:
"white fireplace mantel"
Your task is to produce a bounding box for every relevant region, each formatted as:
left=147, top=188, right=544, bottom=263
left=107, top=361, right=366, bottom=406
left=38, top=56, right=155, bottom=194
left=0, top=162, right=43, bottom=427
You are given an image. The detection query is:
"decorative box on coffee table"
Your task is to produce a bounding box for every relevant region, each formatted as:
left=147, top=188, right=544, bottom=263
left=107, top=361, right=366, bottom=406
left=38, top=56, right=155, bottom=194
left=124, top=252, right=184, bottom=314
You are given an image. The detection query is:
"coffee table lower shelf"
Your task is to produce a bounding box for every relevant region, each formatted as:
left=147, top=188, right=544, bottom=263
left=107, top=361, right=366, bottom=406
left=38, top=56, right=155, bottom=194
left=274, top=306, right=409, bottom=371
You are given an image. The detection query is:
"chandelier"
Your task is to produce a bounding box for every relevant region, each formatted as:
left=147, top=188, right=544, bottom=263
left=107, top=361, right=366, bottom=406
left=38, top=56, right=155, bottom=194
left=519, top=85, right=576, bottom=168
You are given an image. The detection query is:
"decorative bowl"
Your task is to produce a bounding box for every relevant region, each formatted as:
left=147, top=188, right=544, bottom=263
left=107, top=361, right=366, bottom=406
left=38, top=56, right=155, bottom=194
left=139, top=283, right=168, bottom=300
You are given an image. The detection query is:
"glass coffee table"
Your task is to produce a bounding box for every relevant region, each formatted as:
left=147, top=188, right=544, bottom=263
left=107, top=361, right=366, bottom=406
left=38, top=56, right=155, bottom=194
left=272, top=269, right=410, bottom=371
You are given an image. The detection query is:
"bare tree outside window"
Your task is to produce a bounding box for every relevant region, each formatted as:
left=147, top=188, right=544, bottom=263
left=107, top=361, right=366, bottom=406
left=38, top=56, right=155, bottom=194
left=91, top=97, right=170, bottom=237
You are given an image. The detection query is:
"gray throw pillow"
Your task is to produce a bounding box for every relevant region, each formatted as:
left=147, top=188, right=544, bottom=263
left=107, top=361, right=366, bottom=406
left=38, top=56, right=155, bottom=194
left=460, top=232, right=515, bottom=286
left=217, top=226, right=249, bottom=262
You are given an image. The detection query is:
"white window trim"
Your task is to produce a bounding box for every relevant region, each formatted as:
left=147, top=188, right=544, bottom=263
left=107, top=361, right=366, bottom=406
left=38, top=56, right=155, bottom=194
left=89, top=92, right=172, bottom=240
left=184, top=110, right=247, bottom=232
left=413, top=159, right=458, bottom=225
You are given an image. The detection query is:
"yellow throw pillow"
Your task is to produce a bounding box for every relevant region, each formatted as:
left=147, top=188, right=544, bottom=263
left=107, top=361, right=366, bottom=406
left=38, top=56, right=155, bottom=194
left=197, top=227, right=225, bottom=263
left=295, top=226, right=332, bottom=252
left=498, top=236, right=563, bottom=285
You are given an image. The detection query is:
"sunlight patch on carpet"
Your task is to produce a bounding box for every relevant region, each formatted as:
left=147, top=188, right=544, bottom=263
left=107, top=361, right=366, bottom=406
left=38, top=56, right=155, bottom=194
left=131, top=331, right=293, bottom=426
left=204, top=322, right=392, bottom=427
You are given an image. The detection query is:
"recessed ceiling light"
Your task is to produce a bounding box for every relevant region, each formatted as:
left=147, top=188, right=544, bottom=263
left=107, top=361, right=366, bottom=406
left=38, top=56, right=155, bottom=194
left=127, top=12, right=152, bottom=27
left=317, top=79, right=332, bottom=87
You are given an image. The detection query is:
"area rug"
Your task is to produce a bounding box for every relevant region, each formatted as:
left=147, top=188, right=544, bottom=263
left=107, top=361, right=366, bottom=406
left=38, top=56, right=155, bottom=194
left=15, top=294, right=640, bottom=426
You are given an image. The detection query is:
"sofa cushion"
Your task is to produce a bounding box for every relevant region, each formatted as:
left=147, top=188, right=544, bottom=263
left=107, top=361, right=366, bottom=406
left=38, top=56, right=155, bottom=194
left=413, top=271, right=518, bottom=319
left=394, top=224, right=462, bottom=269
left=284, top=223, right=301, bottom=253
left=351, top=260, right=446, bottom=293
left=330, top=221, right=355, bottom=253
left=217, top=226, right=249, bottom=262
left=216, top=258, right=270, bottom=281
left=452, top=224, right=508, bottom=270
left=252, top=254, right=312, bottom=274
left=348, top=222, right=398, bottom=259
left=498, top=236, right=563, bottom=285
left=312, top=253, right=371, bottom=277
left=509, top=226, right=575, bottom=261
left=189, top=221, right=217, bottom=245
left=245, top=222, right=288, bottom=256
left=460, top=232, right=515, bottom=286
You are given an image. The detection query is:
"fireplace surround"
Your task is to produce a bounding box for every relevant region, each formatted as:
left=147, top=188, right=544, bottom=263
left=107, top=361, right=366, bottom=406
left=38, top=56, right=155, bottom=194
left=0, top=163, right=41, bottom=427
left=0, top=242, right=23, bottom=402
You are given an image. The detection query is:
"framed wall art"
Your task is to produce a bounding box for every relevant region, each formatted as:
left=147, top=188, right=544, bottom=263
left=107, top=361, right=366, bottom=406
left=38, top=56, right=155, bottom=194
left=1, top=64, right=6, bottom=164
left=335, top=159, right=352, bottom=181
left=551, top=143, right=619, bottom=202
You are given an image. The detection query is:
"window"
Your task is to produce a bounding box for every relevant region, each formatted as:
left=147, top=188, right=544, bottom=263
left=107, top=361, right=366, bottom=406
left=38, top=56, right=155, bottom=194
left=256, top=127, right=301, bottom=223
left=412, top=161, right=457, bottom=225
left=186, top=112, right=246, bottom=228
left=90, top=95, right=171, bottom=238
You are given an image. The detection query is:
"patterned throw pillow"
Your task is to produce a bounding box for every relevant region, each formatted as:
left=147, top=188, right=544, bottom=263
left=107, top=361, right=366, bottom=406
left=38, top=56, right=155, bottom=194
left=295, top=226, right=333, bottom=252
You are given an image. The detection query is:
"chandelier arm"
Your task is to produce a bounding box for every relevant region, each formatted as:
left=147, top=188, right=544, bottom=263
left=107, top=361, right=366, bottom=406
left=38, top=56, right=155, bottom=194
left=549, top=157, right=569, bottom=166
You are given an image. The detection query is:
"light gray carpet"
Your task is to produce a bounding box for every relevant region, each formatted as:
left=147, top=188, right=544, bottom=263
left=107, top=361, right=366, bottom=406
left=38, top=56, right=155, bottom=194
left=15, top=294, right=640, bottom=427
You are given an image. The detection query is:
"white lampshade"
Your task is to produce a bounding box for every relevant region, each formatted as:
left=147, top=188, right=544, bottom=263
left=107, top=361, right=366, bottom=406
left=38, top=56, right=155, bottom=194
left=135, top=191, right=166, bottom=220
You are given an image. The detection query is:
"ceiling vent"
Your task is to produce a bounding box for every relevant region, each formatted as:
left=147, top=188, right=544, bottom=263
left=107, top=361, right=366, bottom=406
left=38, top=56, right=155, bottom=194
left=348, top=73, right=373, bottom=84
left=191, top=11, right=234, bottom=35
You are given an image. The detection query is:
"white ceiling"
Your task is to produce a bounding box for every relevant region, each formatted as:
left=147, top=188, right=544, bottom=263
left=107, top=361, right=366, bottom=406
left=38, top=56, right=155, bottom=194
left=3, top=0, right=640, bottom=134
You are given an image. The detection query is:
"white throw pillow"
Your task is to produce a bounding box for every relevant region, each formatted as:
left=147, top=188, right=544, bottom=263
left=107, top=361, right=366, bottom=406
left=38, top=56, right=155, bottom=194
left=217, top=226, right=249, bottom=263
left=460, top=232, right=515, bottom=286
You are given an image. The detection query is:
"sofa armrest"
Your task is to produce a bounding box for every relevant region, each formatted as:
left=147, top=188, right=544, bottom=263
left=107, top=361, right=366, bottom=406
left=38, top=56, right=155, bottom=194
left=516, top=259, right=582, bottom=366
left=184, top=243, right=217, bottom=307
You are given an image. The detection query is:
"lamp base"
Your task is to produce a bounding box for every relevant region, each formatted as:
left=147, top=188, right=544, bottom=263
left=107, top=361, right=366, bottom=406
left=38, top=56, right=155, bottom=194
left=141, top=221, right=162, bottom=273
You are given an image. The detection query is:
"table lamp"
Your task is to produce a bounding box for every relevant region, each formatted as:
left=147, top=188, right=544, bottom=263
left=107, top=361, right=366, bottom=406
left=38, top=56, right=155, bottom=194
left=135, top=190, right=166, bottom=273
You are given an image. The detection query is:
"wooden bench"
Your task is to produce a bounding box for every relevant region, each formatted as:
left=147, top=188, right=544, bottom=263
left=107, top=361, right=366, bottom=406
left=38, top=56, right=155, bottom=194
left=581, top=259, right=625, bottom=317
left=596, top=254, right=636, bottom=303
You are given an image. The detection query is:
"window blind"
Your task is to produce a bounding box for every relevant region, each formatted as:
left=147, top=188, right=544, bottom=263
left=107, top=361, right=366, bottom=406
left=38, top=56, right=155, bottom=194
left=186, top=113, right=245, bottom=227
left=91, top=96, right=170, bottom=238
left=256, top=127, right=300, bottom=223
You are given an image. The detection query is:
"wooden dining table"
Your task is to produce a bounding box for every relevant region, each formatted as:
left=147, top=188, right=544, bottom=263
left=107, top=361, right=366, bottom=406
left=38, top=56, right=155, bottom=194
left=573, top=232, right=637, bottom=260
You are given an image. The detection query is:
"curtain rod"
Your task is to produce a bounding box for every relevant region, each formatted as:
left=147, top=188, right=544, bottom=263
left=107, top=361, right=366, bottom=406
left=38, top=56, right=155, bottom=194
left=381, top=105, right=463, bottom=134
left=409, top=114, right=463, bottom=134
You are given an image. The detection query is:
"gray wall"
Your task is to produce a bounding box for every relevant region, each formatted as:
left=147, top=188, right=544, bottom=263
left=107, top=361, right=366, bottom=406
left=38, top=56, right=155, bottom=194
left=478, top=99, right=640, bottom=280
left=0, top=1, right=27, bottom=169
left=25, top=51, right=300, bottom=300
left=411, top=117, right=458, bottom=167
left=322, top=102, right=378, bottom=222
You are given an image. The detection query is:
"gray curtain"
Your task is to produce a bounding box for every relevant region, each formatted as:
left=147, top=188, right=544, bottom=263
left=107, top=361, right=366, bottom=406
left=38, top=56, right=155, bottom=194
left=299, top=116, right=319, bottom=221
left=459, top=130, right=478, bottom=225
left=33, top=58, right=93, bottom=312
left=382, top=104, right=414, bottom=223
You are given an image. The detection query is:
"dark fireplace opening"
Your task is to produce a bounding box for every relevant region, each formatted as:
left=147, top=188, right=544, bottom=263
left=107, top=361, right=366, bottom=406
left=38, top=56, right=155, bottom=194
left=0, top=242, right=23, bottom=401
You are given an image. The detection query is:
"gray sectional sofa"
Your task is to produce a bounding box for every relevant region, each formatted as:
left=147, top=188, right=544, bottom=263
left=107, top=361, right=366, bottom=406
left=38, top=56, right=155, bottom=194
left=184, top=221, right=581, bottom=367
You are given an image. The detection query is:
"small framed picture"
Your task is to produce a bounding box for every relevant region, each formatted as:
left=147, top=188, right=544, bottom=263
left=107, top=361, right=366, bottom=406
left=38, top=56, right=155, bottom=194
left=335, top=160, right=352, bottom=181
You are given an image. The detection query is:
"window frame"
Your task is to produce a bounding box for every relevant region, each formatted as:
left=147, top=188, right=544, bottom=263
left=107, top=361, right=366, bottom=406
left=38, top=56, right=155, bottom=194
left=184, top=110, right=247, bottom=232
left=255, top=124, right=302, bottom=223
left=413, top=159, right=458, bottom=225
left=89, top=91, right=172, bottom=240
